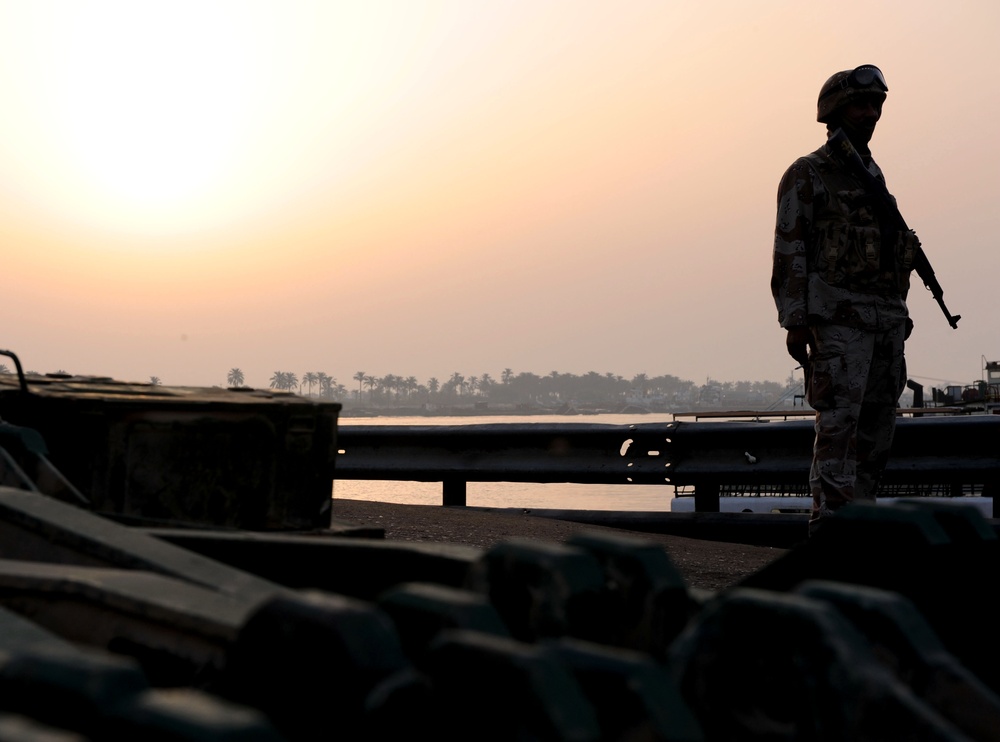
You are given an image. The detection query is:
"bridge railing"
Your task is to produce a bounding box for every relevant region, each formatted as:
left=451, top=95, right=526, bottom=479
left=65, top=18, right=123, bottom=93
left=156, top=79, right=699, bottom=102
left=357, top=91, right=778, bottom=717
left=334, top=416, right=1000, bottom=514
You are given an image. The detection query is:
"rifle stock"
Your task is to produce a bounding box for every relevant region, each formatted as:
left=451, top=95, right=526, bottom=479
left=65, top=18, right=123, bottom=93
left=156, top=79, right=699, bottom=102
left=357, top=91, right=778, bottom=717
left=828, top=128, right=960, bottom=330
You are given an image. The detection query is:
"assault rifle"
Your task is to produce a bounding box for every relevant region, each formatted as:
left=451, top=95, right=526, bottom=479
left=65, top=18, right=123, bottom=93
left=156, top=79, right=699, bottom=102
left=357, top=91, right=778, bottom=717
left=828, top=128, right=961, bottom=329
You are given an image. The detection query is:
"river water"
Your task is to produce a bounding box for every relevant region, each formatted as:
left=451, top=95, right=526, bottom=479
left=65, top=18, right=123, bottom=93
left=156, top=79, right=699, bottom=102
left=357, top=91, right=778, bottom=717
left=333, top=412, right=678, bottom=512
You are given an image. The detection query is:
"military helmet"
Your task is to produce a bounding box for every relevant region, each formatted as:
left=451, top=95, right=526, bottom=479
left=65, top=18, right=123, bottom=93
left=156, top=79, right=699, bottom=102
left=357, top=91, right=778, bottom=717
left=817, top=65, right=888, bottom=123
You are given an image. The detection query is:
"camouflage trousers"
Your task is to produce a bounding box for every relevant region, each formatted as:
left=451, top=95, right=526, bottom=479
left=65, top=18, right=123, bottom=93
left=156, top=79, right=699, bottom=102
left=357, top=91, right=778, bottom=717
left=805, top=323, right=907, bottom=535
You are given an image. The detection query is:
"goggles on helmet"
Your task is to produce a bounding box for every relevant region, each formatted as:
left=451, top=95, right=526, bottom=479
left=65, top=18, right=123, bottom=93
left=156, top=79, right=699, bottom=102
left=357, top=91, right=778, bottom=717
left=819, top=65, right=888, bottom=100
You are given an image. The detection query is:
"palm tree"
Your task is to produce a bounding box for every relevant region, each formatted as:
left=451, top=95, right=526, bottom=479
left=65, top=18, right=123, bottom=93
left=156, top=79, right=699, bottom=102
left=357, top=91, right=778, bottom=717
left=317, top=372, right=332, bottom=399
left=480, top=373, right=494, bottom=398
left=363, top=375, right=377, bottom=403
left=270, top=371, right=296, bottom=391
left=353, top=371, right=365, bottom=402
left=501, top=368, right=514, bottom=385
left=303, top=372, right=318, bottom=397
left=227, top=368, right=245, bottom=387
left=149, top=376, right=161, bottom=385
left=380, top=374, right=398, bottom=401
left=0, top=364, right=8, bottom=374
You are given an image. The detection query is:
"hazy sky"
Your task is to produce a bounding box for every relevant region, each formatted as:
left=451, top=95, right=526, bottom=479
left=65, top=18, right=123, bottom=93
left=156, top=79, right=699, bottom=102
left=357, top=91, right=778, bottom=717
left=2, top=0, right=997, bottom=392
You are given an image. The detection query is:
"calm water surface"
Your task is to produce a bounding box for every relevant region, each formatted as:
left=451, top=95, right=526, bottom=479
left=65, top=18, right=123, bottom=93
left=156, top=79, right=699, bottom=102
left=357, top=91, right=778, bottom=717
left=333, top=413, right=677, bottom=512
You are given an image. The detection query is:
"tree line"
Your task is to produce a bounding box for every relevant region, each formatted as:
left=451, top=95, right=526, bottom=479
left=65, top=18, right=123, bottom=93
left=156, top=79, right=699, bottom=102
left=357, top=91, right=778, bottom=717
left=229, top=366, right=797, bottom=410
left=0, top=364, right=797, bottom=410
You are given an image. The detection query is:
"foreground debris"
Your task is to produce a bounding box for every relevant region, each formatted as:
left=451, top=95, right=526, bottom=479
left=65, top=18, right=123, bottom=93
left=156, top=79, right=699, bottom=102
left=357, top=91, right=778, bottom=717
left=0, top=485, right=997, bottom=740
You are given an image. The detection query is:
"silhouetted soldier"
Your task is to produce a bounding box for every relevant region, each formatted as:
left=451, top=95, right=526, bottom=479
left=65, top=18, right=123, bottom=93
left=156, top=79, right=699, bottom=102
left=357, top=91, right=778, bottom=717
left=771, top=65, right=916, bottom=535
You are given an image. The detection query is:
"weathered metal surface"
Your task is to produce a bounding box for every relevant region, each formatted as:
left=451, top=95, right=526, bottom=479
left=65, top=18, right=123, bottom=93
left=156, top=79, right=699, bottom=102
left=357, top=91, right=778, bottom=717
left=0, top=487, right=285, bottom=601
left=144, top=527, right=480, bottom=601
left=565, top=530, right=699, bottom=660
left=669, top=586, right=965, bottom=740
left=0, top=595, right=283, bottom=740
left=796, top=580, right=1000, bottom=741
left=0, top=604, right=79, bottom=655
left=0, top=421, right=90, bottom=506
left=376, top=582, right=511, bottom=658
left=543, top=638, right=704, bottom=742
left=107, top=687, right=283, bottom=741
left=668, top=416, right=1000, bottom=487
left=0, top=492, right=996, bottom=740
left=0, top=559, right=254, bottom=685
left=414, top=629, right=604, bottom=741
left=0, top=372, right=340, bottom=530
left=336, top=417, right=1000, bottom=513
left=464, top=538, right=607, bottom=643
left=739, top=499, right=1000, bottom=695
left=336, top=422, right=673, bottom=486
left=222, top=590, right=411, bottom=741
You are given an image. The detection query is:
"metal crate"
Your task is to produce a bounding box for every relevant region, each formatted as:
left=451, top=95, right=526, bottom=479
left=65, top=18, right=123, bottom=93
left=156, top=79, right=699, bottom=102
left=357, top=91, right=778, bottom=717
left=0, top=366, right=339, bottom=531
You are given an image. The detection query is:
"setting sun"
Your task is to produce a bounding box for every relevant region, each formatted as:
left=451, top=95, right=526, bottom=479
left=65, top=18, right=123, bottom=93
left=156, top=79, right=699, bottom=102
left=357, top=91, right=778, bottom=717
left=4, top=4, right=268, bottom=232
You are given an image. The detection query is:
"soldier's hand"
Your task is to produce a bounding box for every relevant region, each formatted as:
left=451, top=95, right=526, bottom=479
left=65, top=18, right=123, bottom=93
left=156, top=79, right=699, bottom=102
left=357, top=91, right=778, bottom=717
left=785, top=326, right=811, bottom=366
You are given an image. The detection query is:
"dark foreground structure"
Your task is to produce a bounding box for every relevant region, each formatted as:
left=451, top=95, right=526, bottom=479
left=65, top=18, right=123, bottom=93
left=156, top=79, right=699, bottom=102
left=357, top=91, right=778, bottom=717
left=0, top=361, right=998, bottom=740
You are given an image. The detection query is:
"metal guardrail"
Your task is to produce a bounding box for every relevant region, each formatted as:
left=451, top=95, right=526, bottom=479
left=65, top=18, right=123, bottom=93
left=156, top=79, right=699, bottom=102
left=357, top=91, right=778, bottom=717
left=335, top=422, right=670, bottom=506
left=334, top=416, right=1000, bottom=513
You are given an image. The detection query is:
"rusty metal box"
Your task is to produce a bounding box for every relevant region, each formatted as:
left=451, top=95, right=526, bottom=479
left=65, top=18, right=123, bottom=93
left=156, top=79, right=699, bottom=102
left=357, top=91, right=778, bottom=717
left=0, top=371, right=340, bottom=531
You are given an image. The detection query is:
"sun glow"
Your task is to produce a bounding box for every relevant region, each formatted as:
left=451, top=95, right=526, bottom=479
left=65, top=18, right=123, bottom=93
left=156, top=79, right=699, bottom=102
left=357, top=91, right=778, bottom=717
left=19, top=3, right=261, bottom=232
left=0, top=2, right=471, bottom=239
left=65, top=13, right=247, bottom=201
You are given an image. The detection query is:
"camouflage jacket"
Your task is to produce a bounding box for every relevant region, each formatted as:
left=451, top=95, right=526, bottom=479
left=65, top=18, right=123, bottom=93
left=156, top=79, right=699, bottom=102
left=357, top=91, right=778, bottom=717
left=771, top=140, right=912, bottom=331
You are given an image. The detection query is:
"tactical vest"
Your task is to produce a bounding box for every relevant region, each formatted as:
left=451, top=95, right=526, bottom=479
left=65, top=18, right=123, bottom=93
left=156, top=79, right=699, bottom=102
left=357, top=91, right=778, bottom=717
left=800, top=146, right=915, bottom=296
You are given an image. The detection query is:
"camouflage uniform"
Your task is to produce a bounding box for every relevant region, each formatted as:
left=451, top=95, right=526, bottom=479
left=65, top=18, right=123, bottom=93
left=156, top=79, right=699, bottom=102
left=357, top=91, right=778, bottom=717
left=772, top=139, right=915, bottom=533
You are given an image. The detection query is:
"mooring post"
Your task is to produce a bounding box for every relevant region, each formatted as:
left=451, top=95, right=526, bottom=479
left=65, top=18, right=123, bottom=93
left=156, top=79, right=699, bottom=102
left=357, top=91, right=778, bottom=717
left=693, top=483, right=720, bottom=513
left=443, top=478, right=467, bottom=507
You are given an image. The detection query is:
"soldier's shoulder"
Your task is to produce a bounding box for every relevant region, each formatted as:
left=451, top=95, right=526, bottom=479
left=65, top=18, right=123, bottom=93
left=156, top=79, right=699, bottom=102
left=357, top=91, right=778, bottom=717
left=795, top=144, right=831, bottom=169
left=780, top=145, right=823, bottom=173
left=778, top=155, right=818, bottom=192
